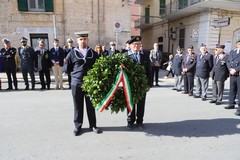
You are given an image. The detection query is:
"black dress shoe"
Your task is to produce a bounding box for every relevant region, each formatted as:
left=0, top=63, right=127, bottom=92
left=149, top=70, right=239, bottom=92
left=91, top=127, right=102, bottom=134
left=234, top=110, right=240, bottom=116
left=201, top=97, right=207, bottom=101
left=224, top=106, right=235, bottom=109
left=182, top=91, right=188, bottom=94
left=193, top=95, right=200, bottom=98
left=210, top=100, right=217, bottom=103
left=6, top=87, right=13, bottom=90
left=172, top=88, right=177, bottom=90
left=177, top=89, right=182, bottom=92
left=127, top=123, right=134, bottom=130
left=73, top=129, right=81, bottom=136
left=188, top=93, right=193, bottom=96
left=215, top=101, right=222, bottom=105
left=24, top=87, right=29, bottom=90
left=137, top=124, right=144, bottom=130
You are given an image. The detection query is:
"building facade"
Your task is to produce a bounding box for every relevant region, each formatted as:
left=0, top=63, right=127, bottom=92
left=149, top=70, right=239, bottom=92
left=135, top=0, right=240, bottom=54
left=0, top=0, right=133, bottom=50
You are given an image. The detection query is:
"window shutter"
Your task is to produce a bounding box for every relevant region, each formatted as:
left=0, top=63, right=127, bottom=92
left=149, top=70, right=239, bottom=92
left=18, top=0, right=28, bottom=11
left=45, top=0, right=54, bottom=12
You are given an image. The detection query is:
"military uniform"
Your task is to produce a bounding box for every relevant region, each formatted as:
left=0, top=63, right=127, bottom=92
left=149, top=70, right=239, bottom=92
left=0, top=38, right=18, bottom=90
left=182, top=46, right=197, bottom=96
left=64, top=39, right=74, bottom=89
left=194, top=45, right=213, bottom=100
left=226, top=42, right=240, bottom=113
left=210, top=45, right=229, bottom=105
left=172, top=47, right=184, bottom=91
left=18, top=37, right=36, bottom=90
left=66, top=31, right=101, bottom=136
left=35, top=47, right=52, bottom=90
left=125, top=36, right=151, bottom=129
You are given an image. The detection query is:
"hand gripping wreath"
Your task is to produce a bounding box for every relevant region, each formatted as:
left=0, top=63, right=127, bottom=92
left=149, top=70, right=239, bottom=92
left=82, top=53, right=148, bottom=114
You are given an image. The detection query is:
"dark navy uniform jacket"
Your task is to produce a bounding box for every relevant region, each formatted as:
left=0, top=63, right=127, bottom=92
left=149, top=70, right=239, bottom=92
left=125, top=50, right=151, bottom=86
left=227, top=48, right=240, bottom=74
left=66, top=47, right=98, bottom=86
left=50, top=47, right=64, bottom=67
left=212, top=52, right=229, bottom=81
left=35, top=49, right=52, bottom=71
left=172, top=53, right=184, bottom=76
left=18, top=46, right=36, bottom=71
left=195, top=52, right=214, bottom=78
left=182, top=53, right=197, bottom=76
left=0, top=47, right=17, bottom=70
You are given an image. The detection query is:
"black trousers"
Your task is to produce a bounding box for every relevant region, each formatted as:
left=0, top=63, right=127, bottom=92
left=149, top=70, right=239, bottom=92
left=68, top=73, right=71, bottom=87
left=5, top=67, right=18, bottom=89
left=183, top=74, right=194, bottom=94
left=127, top=93, right=146, bottom=125
left=151, top=66, right=160, bottom=85
left=71, top=85, right=97, bottom=130
left=39, top=69, right=51, bottom=89
left=22, top=68, right=35, bottom=88
left=228, top=76, right=240, bottom=106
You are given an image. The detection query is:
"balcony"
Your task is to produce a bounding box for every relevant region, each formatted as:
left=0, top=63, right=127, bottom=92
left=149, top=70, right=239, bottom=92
left=134, top=0, right=144, bottom=4
left=163, top=0, right=240, bottom=20
left=134, top=16, right=164, bottom=30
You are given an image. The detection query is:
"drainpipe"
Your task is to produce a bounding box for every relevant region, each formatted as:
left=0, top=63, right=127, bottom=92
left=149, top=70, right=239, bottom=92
left=62, top=0, right=66, bottom=43
left=53, top=14, right=57, bottom=39
left=103, top=0, right=106, bottom=45
left=97, top=0, right=100, bottom=43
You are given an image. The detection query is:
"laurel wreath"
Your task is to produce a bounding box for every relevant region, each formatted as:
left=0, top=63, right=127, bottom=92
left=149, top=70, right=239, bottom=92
left=82, top=53, right=148, bottom=114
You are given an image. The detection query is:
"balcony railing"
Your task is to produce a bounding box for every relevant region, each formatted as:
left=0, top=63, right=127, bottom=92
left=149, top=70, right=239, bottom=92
left=134, top=16, right=163, bottom=29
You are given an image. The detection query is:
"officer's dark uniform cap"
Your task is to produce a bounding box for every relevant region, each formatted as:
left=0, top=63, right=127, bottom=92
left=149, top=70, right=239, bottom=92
left=20, top=37, right=28, bottom=42
left=128, top=36, right=141, bottom=44
left=188, top=45, right=194, bottom=49
left=215, top=44, right=225, bottom=49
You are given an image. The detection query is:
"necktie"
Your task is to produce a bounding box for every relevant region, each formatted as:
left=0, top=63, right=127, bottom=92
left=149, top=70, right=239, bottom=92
left=216, top=55, right=219, bottom=64
left=186, top=54, right=190, bottom=62
left=134, top=53, right=138, bottom=62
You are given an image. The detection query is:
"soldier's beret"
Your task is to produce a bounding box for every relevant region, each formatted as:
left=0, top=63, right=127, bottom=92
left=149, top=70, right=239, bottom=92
left=20, top=37, right=28, bottom=42
left=2, top=38, right=10, bottom=43
left=128, top=36, right=141, bottom=44
left=126, top=40, right=130, bottom=44
left=74, top=31, right=89, bottom=38
left=177, top=46, right=181, bottom=50
left=67, top=38, right=74, bottom=43
left=236, top=40, right=240, bottom=43
left=215, top=44, right=225, bottom=49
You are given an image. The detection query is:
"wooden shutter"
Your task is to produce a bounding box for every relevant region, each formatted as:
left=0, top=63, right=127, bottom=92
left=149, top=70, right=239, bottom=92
left=45, top=0, right=54, bottom=12
left=18, top=0, right=28, bottom=11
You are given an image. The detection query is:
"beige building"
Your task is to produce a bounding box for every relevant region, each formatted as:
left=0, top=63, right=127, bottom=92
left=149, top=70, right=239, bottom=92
left=135, top=0, right=240, bottom=54
left=0, top=0, right=133, bottom=50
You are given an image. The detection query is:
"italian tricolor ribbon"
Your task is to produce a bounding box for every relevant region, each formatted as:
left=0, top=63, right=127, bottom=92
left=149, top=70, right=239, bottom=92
left=96, top=64, right=134, bottom=113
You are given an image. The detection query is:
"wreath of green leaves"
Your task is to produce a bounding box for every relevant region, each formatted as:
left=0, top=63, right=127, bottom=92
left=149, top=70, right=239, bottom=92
left=82, top=53, right=148, bottom=114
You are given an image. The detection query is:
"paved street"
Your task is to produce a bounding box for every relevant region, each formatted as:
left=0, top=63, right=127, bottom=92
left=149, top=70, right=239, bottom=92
left=0, top=71, right=240, bottom=160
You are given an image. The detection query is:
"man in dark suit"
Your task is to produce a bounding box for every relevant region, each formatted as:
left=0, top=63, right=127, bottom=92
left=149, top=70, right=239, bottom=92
left=149, top=43, right=162, bottom=87
left=125, top=36, right=151, bottom=130
left=172, top=46, right=184, bottom=91
left=18, top=37, right=37, bottom=90
left=66, top=31, right=101, bottom=136
left=50, top=39, right=64, bottom=90
left=225, top=40, right=240, bottom=116
left=106, top=42, right=120, bottom=56
left=182, top=45, right=197, bottom=96
left=35, top=40, right=52, bottom=90
left=210, top=44, right=229, bottom=105
left=64, top=38, right=75, bottom=89
left=0, top=38, right=18, bottom=90
left=194, top=44, right=213, bottom=100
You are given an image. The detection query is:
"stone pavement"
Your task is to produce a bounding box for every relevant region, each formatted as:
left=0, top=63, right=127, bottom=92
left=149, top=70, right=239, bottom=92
left=0, top=70, right=240, bottom=160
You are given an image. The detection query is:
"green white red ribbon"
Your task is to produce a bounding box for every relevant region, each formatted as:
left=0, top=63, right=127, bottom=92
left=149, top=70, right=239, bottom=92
left=96, top=64, right=133, bottom=113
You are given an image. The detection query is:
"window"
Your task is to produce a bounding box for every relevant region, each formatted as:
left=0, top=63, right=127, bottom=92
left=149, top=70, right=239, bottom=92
left=145, top=6, right=150, bottom=24
left=18, top=0, right=53, bottom=12
left=179, top=28, right=185, bottom=48
left=158, top=36, right=163, bottom=52
left=159, top=0, right=165, bottom=15
left=178, top=0, right=188, bottom=9
left=30, top=34, right=49, bottom=50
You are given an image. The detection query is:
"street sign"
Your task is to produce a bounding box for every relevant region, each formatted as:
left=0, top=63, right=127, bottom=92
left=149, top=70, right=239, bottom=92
left=114, top=22, right=121, bottom=32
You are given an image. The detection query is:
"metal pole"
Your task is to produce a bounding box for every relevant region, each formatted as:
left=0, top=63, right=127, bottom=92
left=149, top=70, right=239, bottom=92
left=115, top=32, right=118, bottom=49
left=97, top=0, right=100, bottom=43
left=53, top=14, right=57, bottom=39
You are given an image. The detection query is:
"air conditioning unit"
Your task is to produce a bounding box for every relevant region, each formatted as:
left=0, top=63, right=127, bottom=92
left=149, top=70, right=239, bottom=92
left=171, top=27, right=177, bottom=33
